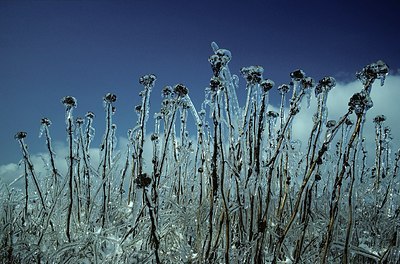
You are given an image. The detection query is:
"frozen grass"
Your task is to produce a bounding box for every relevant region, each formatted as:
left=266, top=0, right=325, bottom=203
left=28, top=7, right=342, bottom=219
left=1, top=43, right=399, bottom=263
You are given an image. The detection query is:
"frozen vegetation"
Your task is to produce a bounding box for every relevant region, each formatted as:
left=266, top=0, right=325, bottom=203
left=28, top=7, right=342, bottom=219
left=1, top=42, right=399, bottom=263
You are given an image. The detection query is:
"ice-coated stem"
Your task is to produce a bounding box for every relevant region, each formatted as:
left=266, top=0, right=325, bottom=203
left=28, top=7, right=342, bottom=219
left=100, top=93, right=116, bottom=228
left=40, top=118, right=60, bottom=193
left=272, top=110, right=352, bottom=263
left=61, top=95, right=77, bottom=242
left=66, top=115, right=74, bottom=242
left=15, top=134, right=46, bottom=210
left=321, top=114, right=363, bottom=263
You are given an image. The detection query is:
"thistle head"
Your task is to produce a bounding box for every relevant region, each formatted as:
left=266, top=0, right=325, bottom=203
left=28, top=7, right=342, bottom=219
left=41, top=117, right=52, bottom=126
left=150, top=133, right=159, bottom=141
left=315, top=76, right=336, bottom=96
left=162, top=86, right=173, bottom=98
left=173, top=84, right=189, bottom=97
left=373, top=114, right=386, bottom=125
left=135, top=104, right=142, bottom=113
left=290, top=69, right=306, bottom=82
left=266, top=110, right=279, bottom=119
left=348, top=91, right=373, bottom=115
left=240, top=66, right=264, bottom=84
left=135, top=173, right=151, bottom=188
left=215, top=48, right=232, bottom=62
left=260, top=79, right=275, bottom=93
left=356, top=60, right=389, bottom=87
left=76, top=117, right=84, bottom=126
left=210, top=76, right=223, bottom=92
left=104, top=93, right=117, bottom=103
left=209, top=45, right=231, bottom=77
left=326, top=120, right=336, bottom=128
left=139, top=74, right=157, bottom=87
left=61, top=96, right=77, bottom=108
left=14, top=131, right=27, bottom=140
left=301, top=76, right=315, bottom=90
left=86, top=111, right=95, bottom=119
left=278, top=84, right=290, bottom=95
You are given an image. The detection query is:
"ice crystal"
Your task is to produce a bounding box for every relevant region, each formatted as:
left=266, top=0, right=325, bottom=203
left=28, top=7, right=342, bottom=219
left=61, top=96, right=77, bottom=120
left=278, top=84, right=290, bottom=95
left=14, top=131, right=27, bottom=140
left=162, top=86, right=173, bottom=98
left=86, top=111, right=95, bottom=119
left=5, top=42, right=397, bottom=264
left=240, top=65, right=264, bottom=84
left=173, top=83, right=189, bottom=97
left=135, top=173, right=151, bottom=188
left=315, top=76, right=336, bottom=96
left=260, top=79, right=275, bottom=93
left=326, top=120, right=336, bottom=128
left=209, top=52, right=230, bottom=77
left=139, top=73, right=157, bottom=87
left=356, top=60, right=389, bottom=87
left=40, top=117, right=52, bottom=126
left=61, top=95, right=77, bottom=107
left=348, top=91, right=373, bottom=115
left=290, top=69, right=306, bottom=81
left=373, top=114, right=386, bottom=124
left=104, top=93, right=117, bottom=103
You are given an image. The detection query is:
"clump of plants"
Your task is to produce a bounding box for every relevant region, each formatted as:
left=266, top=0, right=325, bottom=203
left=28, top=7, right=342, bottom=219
left=1, top=43, right=399, bottom=263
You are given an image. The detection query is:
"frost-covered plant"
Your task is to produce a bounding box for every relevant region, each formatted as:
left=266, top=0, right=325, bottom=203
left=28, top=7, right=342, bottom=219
left=1, top=44, right=398, bottom=264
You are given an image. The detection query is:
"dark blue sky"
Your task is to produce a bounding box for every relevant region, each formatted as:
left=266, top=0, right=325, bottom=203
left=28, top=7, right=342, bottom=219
left=1, top=0, right=399, bottom=165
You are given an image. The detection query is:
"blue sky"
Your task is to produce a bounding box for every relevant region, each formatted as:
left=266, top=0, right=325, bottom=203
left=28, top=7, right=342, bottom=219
left=1, top=0, right=399, bottom=168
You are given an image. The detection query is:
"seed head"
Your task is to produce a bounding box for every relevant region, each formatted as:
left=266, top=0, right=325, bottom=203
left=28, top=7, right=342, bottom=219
left=61, top=96, right=77, bottom=108
left=86, top=111, right=95, bottom=119
left=301, top=76, right=315, bottom=90
left=75, top=117, right=84, bottom=125
left=162, top=86, right=173, bottom=98
left=135, top=105, right=142, bottom=113
left=373, top=114, right=386, bottom=124
left=315, top=76, right=336, bottom=96
left=135, top=173, right=151, bottom=188
left=210, top=76, right=223, bottom=91
left=290, top=69, right=306, bottom=81
left=260, top=79, right=275, bottom=93
left=41, top=118, right=52, bottom=126
left=104, top=93, right=117, bottom=103
left=174, top=84, right=189, bottom=97
left=356, top=60, right=389, bottom=86
left=15, top=131, right=27, bottom=140
left=209, top=52, right=230, bottom=76
left=139, top=74, right=157, bottom=87
left=278, top=84, right=290, bottom=95
left=348, top=91, right=373, bottom=115
left=215, top=48, right=232, bottom=63
left=240, top=66, right=264, bottom=84
left=326, top=120, right=336, bottom=128
left=150, top=133, right=159, bottom=141
left=266, top=111, right=279, bottom=119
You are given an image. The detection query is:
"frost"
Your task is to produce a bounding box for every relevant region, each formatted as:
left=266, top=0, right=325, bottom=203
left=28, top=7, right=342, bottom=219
left=3, top=43, right=397, bottom=264
left=356, top=60, right=389, bottom=90
left=61, top=96, right=77, bottom=121
left=211, top=41, right=219, bottom=53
